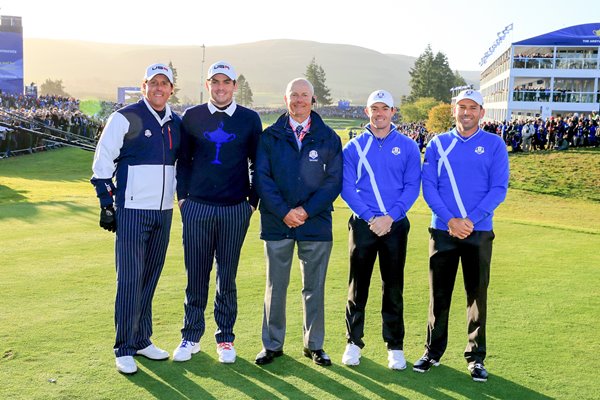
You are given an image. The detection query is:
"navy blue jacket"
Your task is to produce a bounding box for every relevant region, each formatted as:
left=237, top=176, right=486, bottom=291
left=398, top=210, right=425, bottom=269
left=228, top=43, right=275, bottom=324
left=91, top=99, right=181, bottom=210
left=255, top=111, right=342, bottom=241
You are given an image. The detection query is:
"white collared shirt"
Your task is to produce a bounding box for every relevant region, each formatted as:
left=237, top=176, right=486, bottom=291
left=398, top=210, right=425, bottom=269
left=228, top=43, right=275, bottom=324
left=289, top=116, right=310, bottom=149
left=208, top=100, right=237, bottom=116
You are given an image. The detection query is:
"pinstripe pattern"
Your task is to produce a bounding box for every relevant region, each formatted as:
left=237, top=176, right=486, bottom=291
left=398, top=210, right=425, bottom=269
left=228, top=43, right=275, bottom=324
left=180, top=200, right=252, bottom=343
left=114, top=207, right=173, bottom=357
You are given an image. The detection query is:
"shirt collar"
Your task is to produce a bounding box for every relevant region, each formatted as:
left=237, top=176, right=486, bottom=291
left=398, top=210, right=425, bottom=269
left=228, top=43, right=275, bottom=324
left=289, top=115, right=310, bottom=131
left=142, top=97, right=172, bottom=125
left=208, top=100, right=237, bottom=116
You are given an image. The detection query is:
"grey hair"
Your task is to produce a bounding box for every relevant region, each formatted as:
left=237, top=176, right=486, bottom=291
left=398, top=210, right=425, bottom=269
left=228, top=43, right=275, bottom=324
left=285, top=78, right=314, bottom=96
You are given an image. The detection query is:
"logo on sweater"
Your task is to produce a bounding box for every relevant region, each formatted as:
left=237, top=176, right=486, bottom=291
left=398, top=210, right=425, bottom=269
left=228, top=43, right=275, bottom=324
left=391, top=146, right=401, bottom=155
left=145, top=129, right=152, bottom=137
left=475, top=146, right=485, bottom=155
left=309, top=150, right=319, bottom=161
left=204, top=122, right=236, bottom=164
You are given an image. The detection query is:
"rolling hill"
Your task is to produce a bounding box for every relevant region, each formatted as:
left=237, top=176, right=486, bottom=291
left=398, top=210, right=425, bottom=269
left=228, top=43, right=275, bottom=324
left=24, top=38, right=480, bottom=106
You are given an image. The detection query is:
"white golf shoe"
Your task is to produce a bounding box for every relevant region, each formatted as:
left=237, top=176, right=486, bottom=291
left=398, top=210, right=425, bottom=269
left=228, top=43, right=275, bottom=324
left=388, top=349, right=407, bottom=370
left=136, top=344, right=169, bottom=360
left=342, top=343, right=361, bottom=366
left=217, top=342, right=236, bottom=363
left=173, top=339, right=200, bottom=362
left=116, top=356, right=137, bottom=374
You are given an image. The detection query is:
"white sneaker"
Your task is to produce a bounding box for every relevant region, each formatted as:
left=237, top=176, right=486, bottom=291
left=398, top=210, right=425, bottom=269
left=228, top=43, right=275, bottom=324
left=115, top=356, right=137, bottom=374
left=173, top=339, right=200, bottom=362
left=136, top=344, right=169, bottom=360
left=217, top=342, right=236, bottom=363
left=342, top=343, right=361, bottom=366
left=388, top=350, right=407, bottom=370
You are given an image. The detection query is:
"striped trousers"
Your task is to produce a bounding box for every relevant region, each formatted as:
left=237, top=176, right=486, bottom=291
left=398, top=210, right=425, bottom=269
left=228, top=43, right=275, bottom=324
left=114, top=207, right=173, bottom=357
left=180, top=200, right=252, bottom=343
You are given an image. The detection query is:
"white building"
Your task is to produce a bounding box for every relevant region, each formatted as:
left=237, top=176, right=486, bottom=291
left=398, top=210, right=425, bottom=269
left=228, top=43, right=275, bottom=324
left=480, top=23, right=600, bottom=122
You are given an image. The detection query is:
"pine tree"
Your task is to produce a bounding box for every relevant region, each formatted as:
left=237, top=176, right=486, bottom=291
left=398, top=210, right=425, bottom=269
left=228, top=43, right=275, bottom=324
left=304, top=57, right=332, bottom=106
left=236, top=74, right=254, bottom=107
left=168, top=61, right=180, bottom=104
left=408, top=45, right=462, bottom=103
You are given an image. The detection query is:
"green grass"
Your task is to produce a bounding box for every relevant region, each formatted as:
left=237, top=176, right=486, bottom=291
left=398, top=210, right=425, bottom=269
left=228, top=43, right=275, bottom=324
left=79, top=100, right=102, bottom=117
left=1, top=146, right=599, bottom=399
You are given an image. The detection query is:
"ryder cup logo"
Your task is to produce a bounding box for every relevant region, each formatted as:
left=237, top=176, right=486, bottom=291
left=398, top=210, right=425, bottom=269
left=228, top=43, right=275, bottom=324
left=144, top=129, right=152, bottom=137
left=309, top=150, right=319, bottom=161
left=391, top=147, right=401, bottom=155
left=475, top=146, right=485, bottom=155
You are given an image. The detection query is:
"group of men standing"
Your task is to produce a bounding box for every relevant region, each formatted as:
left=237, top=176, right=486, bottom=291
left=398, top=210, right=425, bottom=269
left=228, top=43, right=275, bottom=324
left=91, top=61, right=509, bottom=383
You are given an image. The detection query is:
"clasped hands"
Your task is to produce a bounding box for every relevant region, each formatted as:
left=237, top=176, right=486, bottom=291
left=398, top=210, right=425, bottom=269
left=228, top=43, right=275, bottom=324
left=283, top=206, right=308, bottom=228
left=369, top=215, right=393, bottom=237
left=447, top=217, right=473, bottom=239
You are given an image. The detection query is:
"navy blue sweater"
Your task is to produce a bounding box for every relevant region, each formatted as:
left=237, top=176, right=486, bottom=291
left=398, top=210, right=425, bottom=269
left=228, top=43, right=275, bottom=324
left=176, top=103, right=262, bottom=207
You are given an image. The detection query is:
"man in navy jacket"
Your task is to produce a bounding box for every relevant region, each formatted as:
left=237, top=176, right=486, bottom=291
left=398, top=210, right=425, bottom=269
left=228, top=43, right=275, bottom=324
left=91, top=63, right=181, bottom=374
left=254, top=78, right=342, bottom=366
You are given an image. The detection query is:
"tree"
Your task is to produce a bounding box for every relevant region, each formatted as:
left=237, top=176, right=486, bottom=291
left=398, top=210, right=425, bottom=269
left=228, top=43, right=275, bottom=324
left=236, top=74, right=254, bottom=107
left=304, top=57, right=332, bottom=106
left=400, top=97, right=440, bottom=123
left=168, top=61, right=180, bottom=104
left=40, top=79, right=70, bottom=97
left=453, top=70, right=467, bottom=88
left=426, top=103, right=454, bottom=134
left=408, top=45, right=459, bottom=103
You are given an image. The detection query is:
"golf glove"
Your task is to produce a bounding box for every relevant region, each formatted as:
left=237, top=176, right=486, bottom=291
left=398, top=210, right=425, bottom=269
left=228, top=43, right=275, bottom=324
left=100, top=205, right=116, bottom=232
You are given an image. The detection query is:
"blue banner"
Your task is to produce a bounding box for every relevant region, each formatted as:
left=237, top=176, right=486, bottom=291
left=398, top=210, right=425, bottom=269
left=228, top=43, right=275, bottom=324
left=0, top=30, right=24, bottom=95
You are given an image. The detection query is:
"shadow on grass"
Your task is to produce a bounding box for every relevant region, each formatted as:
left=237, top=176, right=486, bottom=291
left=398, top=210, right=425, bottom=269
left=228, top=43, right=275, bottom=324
left=0, top=200, right=91, bottom=221
left=134, top=353, right=371, bottom=399
left=0, top=184, right=28, bottom=203
left=332, top=357, right=553, bottom=400
left=132, top=353, right=553, bottom=400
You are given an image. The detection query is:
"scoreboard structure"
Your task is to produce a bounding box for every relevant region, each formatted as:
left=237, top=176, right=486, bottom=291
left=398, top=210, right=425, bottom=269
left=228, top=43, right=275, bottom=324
left=0, top=15, right=24, bottom=95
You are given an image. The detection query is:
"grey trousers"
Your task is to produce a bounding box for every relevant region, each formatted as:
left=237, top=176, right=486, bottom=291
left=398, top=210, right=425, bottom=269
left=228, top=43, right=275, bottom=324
left=261, top=239, right=333, bottom=351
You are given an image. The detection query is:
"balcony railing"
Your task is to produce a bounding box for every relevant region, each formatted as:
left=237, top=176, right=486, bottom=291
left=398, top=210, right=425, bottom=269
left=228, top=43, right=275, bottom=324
left=512, top=90, right=599, bottom=103
left=512, top=57, right=599, bottom=70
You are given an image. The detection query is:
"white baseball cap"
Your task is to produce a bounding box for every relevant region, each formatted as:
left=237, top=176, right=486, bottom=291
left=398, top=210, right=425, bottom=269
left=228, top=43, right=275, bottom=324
left=144, top=63, right=174, bottom=84
left=207, top=61, right=237, bottom=80
left=455, top=89, right=484, bottom=106
left=367, top=90, right=394, bottom=108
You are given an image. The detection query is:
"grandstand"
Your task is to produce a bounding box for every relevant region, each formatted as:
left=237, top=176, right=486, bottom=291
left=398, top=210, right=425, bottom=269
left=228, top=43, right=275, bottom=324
left=480, top=23, right=600, bottom=121
left=0, top=106, right=97, bottom=157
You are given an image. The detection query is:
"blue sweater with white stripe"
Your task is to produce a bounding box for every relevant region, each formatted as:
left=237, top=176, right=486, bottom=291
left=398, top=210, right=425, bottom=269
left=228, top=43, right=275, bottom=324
left=422, top=128, right=509, bottom=231
left=341, top=125, right=421, bottom=222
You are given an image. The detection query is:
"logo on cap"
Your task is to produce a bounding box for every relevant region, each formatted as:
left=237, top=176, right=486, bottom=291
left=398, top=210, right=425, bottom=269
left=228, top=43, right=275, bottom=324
left=465, top=90, right=474, bottom=95
left=377, top=91, right=386, bottom=98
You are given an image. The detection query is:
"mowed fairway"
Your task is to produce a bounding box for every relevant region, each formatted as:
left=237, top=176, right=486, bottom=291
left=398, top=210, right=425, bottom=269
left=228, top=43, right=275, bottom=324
left=1, top=145, right=599, bottom=400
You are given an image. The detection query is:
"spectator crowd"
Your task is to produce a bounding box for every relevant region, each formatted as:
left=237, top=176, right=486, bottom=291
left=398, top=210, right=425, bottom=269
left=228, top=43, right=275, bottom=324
left=2, top=91, right=598, bottom=158
left=481, top=113, right=599, bottom=152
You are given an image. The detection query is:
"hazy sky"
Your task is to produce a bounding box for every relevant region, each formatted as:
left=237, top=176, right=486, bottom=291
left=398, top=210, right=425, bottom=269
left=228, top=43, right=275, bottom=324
left=5, top=0, right=599, bottom=71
